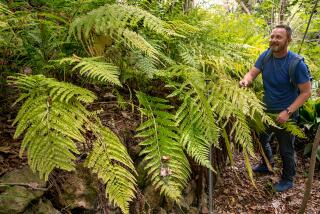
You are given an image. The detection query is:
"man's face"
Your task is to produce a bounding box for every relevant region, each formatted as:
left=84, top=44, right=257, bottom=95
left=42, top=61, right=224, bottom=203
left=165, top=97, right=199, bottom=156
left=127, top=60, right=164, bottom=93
left=269, top=28, right=290, bottom=53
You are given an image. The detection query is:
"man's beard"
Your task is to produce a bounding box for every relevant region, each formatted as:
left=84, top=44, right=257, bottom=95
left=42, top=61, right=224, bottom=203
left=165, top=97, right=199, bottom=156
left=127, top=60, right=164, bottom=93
left=269, top=42, right=286, bottom=53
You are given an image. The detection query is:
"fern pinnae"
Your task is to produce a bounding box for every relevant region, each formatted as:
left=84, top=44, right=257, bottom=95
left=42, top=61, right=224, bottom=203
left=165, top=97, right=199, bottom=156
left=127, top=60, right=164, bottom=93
left=85, top=126, right=137, bottom=214
left=136, top=91, right=190, bottom=201
left=12, top=75, right=99, bottom=181
left=57, top=56, right=121, bottom=86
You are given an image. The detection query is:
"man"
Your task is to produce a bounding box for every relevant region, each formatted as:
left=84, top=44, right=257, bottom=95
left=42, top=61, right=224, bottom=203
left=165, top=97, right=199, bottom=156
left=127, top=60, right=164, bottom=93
left=239, top=25, right=312, bottom=192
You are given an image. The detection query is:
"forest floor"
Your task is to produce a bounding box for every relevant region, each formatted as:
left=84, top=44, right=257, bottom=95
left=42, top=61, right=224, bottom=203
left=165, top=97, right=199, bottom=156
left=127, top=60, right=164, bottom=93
left=213, top=152, right=320, bottom=214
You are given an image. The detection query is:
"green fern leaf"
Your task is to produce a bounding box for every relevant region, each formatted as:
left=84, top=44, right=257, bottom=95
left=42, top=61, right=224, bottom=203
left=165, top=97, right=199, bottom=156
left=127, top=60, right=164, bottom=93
left=57, top=56, right=122, bottom=86
left=11, top=75, right=95, bottom=180
left=85, top=126, right=137, bottom=214
left=69, top=4, right=180, bottom=59
left=136, top=91, right=190, bottom=201
left=169, top=71, right=220, bottom=170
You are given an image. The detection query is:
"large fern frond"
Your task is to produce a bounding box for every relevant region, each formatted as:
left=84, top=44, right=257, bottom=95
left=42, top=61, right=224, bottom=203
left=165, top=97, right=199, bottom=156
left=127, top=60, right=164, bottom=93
left=11, top=75, right=95, bottom=180
left=85, top=125, right=137, bottom=214
left=70, top=4, right=177, bottom=40
left=168, top=70, right=220, bottom=170
left=209, top=78, right=276, bottom=150
left=57, top=56, right=122, bottom=86
left=136, top=92, right=190, bottom=201
left=69, top=4, right=179, bottom=58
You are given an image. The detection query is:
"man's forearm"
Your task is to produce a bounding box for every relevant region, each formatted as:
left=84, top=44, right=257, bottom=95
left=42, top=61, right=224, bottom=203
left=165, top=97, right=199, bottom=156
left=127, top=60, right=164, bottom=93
left=287, top=91, right=311, bottom=113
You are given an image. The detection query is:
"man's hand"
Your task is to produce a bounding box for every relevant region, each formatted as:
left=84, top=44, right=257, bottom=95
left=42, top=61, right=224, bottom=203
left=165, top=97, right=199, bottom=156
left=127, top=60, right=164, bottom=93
left=239, top=79, right=250, bottom=87
left=277, top=110, right=290, bottom=124
left=239, top=67, right=260, bottom=88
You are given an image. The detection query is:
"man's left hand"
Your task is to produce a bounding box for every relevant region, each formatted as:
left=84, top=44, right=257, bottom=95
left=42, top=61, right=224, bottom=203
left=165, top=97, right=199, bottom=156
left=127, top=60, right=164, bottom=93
left=277, top=110, right=290, bottom=124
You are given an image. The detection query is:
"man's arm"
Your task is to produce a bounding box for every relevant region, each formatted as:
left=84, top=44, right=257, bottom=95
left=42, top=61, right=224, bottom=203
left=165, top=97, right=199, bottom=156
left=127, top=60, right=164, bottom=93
left=239, top=67, right=261, bottom=87
left=277, top=81, right=312, bottom=123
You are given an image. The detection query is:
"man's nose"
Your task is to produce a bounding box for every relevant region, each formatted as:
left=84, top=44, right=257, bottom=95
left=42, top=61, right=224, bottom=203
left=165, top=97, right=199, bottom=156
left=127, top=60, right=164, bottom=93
left=270, top=37, right=278, bottom=42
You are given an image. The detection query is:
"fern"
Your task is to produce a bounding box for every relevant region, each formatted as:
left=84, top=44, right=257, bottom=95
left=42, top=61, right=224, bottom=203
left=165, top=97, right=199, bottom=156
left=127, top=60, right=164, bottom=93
left=0, top=2, right=12, bottom=14
left=267, top=113, right=306, bottom=138
left=132, top=53, right=159, bottom=79
left=209, top=79, right=275, bottom=153
left=85, top=125, right=137, bottom=214
left=57, top=56, right=122, bottom=86
left=11, top=75, right=95, bottom=180
left=136, top=92, right=190, bottom=201
left=70, top=4, right=177, bottom=40
left=69, top=4, right=179, bottom=59
left=12, top=75, right=137, bottom=213
left=168, top=71, right=220, bottom=170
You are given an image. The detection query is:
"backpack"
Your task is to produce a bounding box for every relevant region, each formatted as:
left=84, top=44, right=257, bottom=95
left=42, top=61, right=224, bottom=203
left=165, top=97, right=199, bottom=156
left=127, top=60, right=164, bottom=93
left=261, top=49, right=312, bottom=88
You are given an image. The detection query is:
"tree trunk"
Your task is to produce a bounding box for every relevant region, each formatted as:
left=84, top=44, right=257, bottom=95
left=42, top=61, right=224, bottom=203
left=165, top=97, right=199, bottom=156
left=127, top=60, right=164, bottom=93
left=183, top=0, right=195, bottom=13
left=279, top=0, right=287, bottom=24
left=235, top=0, right=251, bottom=14
left=298, top=126, right=320, bottom=214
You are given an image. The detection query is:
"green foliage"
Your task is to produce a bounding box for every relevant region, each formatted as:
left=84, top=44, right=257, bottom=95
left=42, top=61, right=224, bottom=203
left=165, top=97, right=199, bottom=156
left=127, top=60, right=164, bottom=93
left=267, top=113, right=306, bottom=138
left=136, top=91, right=190, bottom=201
left=299, top=99, right=320, bottom=161
left=168, top=71, right=219, bottom=170
left=69, top=4, right=179, bottom=59
left=85, top=125, right=137, bottom=214
left=57, top=56, right=122, bottom=86
left=11, top=75, right=137, bottom=214
left=11, top=75, right=95, bottom=180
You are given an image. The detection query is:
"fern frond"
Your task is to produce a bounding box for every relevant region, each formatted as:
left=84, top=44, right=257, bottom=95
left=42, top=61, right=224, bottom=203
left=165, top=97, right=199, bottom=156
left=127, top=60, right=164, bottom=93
left=179, top=46, right=198, bottom=67
left=243, top=149, right=256, bottom=187
left=12, top=74, right=97, bottom=103
left=69, top=4, right=179, bottom=58
left=85, top=126, right=137, bottom=214
left=134, top=54, right=159, bottom=79
left=167, top=20, right=200, bottom=36
left=136, top=92, right=190, bottom=201
left=280, top=122, right=305, bottom=138
left=70, top=4, right=178, bottom=40
left=267, top=113, right=306, bottom=138
left=122, top=29, right=158, bottom=59
left=0, top=2, right=12, bottom=14
left=57, top=56, right=122, bottom=86
left=169, top=71, right=219, bottom=170
left=11, top=75, right=95, bottom=180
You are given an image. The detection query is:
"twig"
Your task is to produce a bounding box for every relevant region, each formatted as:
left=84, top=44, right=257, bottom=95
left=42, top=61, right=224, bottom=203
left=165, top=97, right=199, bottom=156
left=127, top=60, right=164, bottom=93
left=0, top=182, right=47, bottom=191
left=298, top=126, right=320, bottom=214
left=298, top=0, right=319, bottom=54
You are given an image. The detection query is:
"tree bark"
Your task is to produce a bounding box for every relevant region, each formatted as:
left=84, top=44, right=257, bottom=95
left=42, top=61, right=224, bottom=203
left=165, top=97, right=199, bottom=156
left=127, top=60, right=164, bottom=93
left=298, top=126, right=320, bottom=214
left=279, top=0, right=287, bottom=24
left=235, top=0, right=251, bottom=14
left=183, top=0, right=195, bottom=13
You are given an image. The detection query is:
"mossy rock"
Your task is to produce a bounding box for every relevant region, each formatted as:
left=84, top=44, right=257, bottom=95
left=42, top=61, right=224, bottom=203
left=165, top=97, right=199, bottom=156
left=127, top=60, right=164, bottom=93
left=0, top=166, right=46, bottom=214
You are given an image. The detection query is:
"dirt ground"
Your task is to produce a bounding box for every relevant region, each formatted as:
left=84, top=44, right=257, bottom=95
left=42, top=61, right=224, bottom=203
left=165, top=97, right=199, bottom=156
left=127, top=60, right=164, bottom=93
left=213, top=152, right=320, bottom=214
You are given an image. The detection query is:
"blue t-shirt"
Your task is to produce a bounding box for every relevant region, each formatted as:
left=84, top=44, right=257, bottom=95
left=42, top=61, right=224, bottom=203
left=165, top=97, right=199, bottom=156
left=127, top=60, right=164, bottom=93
left=255, top=50, right=311, bottom=111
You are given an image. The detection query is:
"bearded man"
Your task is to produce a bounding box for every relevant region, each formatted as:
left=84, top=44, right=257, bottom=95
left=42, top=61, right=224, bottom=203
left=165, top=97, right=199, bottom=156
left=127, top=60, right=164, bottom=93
left=239, top=25, right=312, bottom=192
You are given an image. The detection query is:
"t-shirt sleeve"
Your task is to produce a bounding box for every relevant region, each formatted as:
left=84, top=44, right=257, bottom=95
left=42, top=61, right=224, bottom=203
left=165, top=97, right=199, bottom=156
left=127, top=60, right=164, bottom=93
left=295, top=61, right=312, bottom=84
left=254, top=50, right=269, bottom=71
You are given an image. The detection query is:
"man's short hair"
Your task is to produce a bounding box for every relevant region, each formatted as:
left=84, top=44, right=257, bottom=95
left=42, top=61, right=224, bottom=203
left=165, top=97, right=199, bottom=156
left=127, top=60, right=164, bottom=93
left=274, top=25, right=292, bottom=40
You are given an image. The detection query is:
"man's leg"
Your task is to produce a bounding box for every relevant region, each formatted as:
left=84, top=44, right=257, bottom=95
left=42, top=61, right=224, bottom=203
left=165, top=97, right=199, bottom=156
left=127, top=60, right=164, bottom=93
left=275, top=130, right=296, bottom=181
left=273, top=129, right=295, bottom=192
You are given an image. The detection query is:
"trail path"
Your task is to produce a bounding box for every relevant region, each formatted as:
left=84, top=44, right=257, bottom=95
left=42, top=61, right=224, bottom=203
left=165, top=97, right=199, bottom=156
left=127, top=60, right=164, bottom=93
left=213, top=152, right=320, bottom=214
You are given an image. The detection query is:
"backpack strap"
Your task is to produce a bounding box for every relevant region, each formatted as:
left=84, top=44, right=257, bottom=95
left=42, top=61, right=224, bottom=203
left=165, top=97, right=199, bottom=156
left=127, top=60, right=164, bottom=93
left=288, top=54, right=304, bottom=88
left=261, top=49, right=272, bottom=72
